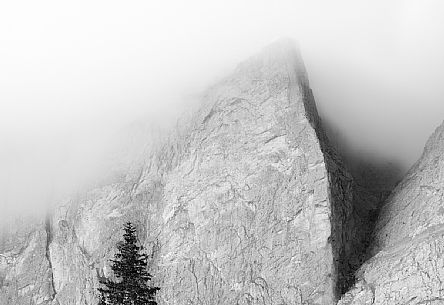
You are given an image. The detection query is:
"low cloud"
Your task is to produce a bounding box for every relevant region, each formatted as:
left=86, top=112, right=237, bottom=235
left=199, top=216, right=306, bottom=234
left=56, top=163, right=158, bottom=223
left=1, top=0, right=444, bottom=219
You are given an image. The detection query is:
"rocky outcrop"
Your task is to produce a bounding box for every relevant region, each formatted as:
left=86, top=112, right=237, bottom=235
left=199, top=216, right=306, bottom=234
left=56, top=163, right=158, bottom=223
left=1, top=40, right=380, bottom=305
left=339, top=121, right=444, bottom=304
left=0, top=217, right=55, bottom=304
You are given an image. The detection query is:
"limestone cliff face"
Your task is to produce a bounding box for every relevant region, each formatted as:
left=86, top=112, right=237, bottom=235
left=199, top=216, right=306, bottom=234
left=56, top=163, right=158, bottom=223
left=1, top=41, right=370, bottom=305
left=339, top=121, right=444, bottom=304
left=0, top=217, right=55, bottom=304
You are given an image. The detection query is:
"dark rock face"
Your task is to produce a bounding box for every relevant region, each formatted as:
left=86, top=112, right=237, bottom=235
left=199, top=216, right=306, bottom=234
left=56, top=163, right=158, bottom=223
left=339, top=122, right=444, bottom=304
left=323, top=119, right=404, bottom=296
left=0, top=40, right=384, bottom=305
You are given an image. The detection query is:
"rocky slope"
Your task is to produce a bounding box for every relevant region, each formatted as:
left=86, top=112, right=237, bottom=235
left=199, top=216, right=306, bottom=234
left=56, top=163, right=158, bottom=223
left=1, top=40, right=381, bottom=305
left=339, top=121, right=444, bottom=304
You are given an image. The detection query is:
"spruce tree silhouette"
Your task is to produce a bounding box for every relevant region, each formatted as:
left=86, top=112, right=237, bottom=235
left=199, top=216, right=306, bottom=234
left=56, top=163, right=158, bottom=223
left=98, top=222, right=159, bottom=305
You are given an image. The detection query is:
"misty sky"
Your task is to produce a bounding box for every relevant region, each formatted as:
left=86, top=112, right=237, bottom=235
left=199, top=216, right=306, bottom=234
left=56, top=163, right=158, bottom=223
left=1, top=0, right=444, bottom=216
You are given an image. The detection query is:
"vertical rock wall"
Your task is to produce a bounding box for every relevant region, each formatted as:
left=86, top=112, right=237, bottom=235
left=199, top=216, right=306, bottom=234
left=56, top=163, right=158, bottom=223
left=154, top=41, right=339, bottom=304
left=0, top=218, right=55, bottom=304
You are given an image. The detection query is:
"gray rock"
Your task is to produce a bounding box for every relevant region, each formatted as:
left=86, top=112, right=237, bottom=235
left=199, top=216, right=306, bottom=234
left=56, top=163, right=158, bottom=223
left=0, top=217, right=55, bottom=304
left=1, top=40, right=374, bottom=305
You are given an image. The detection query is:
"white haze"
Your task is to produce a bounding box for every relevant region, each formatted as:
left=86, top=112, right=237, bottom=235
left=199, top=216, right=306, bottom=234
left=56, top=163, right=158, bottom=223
left=1, top=0, right=444, bottom=218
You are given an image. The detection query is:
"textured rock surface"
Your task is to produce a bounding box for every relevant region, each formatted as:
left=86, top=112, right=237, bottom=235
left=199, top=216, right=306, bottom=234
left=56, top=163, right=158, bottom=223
left=1, top=40, right=374, bottom=305
left=339, top=121, right=444, bottom=305
left=0, top=217, right=55, bottom=304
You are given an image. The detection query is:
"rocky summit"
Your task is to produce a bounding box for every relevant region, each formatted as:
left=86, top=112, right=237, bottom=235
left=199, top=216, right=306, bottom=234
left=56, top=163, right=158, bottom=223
left=0, top=40, right=440, bottom=305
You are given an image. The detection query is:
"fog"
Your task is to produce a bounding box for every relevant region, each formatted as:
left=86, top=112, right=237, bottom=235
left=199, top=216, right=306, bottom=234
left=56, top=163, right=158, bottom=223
left=1, top=0, right=444, bottom=218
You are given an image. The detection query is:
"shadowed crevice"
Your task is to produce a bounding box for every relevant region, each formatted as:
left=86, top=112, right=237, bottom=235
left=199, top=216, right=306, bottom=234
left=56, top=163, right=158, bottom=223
left=322, top=116, right=404, bottom=297
left=45, top=214, right=57, bottom=300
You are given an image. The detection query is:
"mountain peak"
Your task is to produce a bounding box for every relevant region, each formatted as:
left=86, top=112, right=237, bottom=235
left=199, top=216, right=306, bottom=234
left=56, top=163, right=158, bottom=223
left=233, top=38, right=309, bottom=89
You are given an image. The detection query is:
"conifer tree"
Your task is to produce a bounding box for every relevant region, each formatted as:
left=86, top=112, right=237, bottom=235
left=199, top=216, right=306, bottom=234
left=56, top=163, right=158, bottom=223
left=98, top=222, right=159, bottom=305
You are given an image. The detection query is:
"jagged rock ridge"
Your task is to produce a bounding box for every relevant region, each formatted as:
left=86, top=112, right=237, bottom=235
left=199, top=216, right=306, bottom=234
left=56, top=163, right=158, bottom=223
left=1, top=40, right=380, bottom=305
